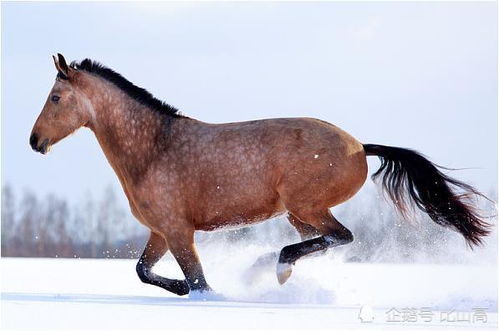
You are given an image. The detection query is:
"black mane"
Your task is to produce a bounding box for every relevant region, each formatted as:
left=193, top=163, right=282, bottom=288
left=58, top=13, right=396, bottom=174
left=71, top=59, right=182, bottom=117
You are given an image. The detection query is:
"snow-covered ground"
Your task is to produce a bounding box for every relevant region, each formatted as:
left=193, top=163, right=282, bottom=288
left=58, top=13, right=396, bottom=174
left=1, top=249, right=497, bottom=330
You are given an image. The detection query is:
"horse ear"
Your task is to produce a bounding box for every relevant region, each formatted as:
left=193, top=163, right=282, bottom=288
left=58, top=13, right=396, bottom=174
left=52, top=53, right=69, bottom=79
left=57, top=53, right=69, bottom=73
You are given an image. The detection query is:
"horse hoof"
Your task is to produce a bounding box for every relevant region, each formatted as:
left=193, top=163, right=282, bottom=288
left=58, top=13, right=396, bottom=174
left=276, top=262, right=293, bottom=285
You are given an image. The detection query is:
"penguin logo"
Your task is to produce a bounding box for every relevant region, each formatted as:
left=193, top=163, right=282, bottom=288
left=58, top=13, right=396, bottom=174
left=359, top=305, right=375, bottom=323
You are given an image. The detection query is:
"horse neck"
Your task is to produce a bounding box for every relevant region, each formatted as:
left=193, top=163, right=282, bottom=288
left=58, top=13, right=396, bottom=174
left=80, top=75, right=175, bottom=184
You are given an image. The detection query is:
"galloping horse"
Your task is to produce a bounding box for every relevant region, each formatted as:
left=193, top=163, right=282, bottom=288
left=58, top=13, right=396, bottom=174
left=30, top=54, right=490, bottom=296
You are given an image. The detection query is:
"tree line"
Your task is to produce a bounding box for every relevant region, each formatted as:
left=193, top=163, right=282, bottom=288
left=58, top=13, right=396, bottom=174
left=1, top=184, right=148, bottom=258
left=1, top=183, right=496, bottom=262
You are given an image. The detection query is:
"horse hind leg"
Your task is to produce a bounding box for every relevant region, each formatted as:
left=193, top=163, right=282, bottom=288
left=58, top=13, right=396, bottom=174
left=247, top=214, right=320, bottom=274
left=276, top=209, right=353, bottom=284
left=250, top=213, right=320, bottom=269
left=245, top=214, right=322, bottom=285
left=136, top=231, right=189, bottom=296
left=288, top=213, right=321, bottom=240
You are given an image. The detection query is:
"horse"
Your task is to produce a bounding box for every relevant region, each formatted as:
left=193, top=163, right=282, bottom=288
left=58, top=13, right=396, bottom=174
left=30, top=54, right=490, bottom=296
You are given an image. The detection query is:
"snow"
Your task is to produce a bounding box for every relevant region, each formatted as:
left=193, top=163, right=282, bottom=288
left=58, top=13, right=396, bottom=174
left=1, top=253, right=497, bottom=330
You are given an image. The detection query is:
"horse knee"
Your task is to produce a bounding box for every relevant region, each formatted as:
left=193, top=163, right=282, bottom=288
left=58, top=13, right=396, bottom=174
left=136, top=261, right=151, bottom=284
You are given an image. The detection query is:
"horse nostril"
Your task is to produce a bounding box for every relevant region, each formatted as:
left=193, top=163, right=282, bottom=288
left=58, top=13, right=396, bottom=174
left=39, top=138, right=49, bottom=154
left=30, top=133, right=39, bottom=150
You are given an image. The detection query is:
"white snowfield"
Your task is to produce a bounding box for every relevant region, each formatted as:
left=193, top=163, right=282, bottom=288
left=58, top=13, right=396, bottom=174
left=1, top=247, right=497, bottom=331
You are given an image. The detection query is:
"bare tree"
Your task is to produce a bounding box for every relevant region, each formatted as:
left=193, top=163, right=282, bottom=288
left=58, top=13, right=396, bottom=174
left=1, top=184, right=16, bottom=256
left=16, top=190, right=39, bottom=256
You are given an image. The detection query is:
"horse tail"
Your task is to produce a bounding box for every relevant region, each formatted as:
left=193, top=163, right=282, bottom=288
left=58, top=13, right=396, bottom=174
left=363, top=143, right=491, bottom=248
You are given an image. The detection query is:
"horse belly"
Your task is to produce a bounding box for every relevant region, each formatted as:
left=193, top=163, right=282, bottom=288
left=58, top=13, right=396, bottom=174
left=194, top=189, right=286, bottom=231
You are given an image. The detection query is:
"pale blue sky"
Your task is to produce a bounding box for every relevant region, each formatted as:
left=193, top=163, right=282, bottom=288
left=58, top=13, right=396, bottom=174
left=2, top=2, right=497, bottom=207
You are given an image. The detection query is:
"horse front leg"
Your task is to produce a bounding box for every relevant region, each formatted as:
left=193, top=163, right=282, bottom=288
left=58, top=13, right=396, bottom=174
left=136, top=231, right=190, bottom=296
left=165, top=228, right=212, bottom=294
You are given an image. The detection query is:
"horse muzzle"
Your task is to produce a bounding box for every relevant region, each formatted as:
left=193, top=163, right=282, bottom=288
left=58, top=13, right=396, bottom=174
left=29, top=133, right=50, bottom=154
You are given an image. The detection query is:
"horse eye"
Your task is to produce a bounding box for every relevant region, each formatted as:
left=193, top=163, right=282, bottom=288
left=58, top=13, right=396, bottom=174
left=51, top=95, right=60, bottom=103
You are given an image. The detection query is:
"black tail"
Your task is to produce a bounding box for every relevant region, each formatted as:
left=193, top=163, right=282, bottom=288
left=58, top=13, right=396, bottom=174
left=364, top=144, right=491, bottom=247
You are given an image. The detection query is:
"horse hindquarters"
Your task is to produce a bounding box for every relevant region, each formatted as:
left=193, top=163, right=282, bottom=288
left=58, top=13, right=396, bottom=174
left=273, top=140, right=367, bottom=284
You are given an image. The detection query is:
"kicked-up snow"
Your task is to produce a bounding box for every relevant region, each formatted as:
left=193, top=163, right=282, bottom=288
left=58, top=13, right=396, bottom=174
left=1, top=241, right=497, bottom=330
